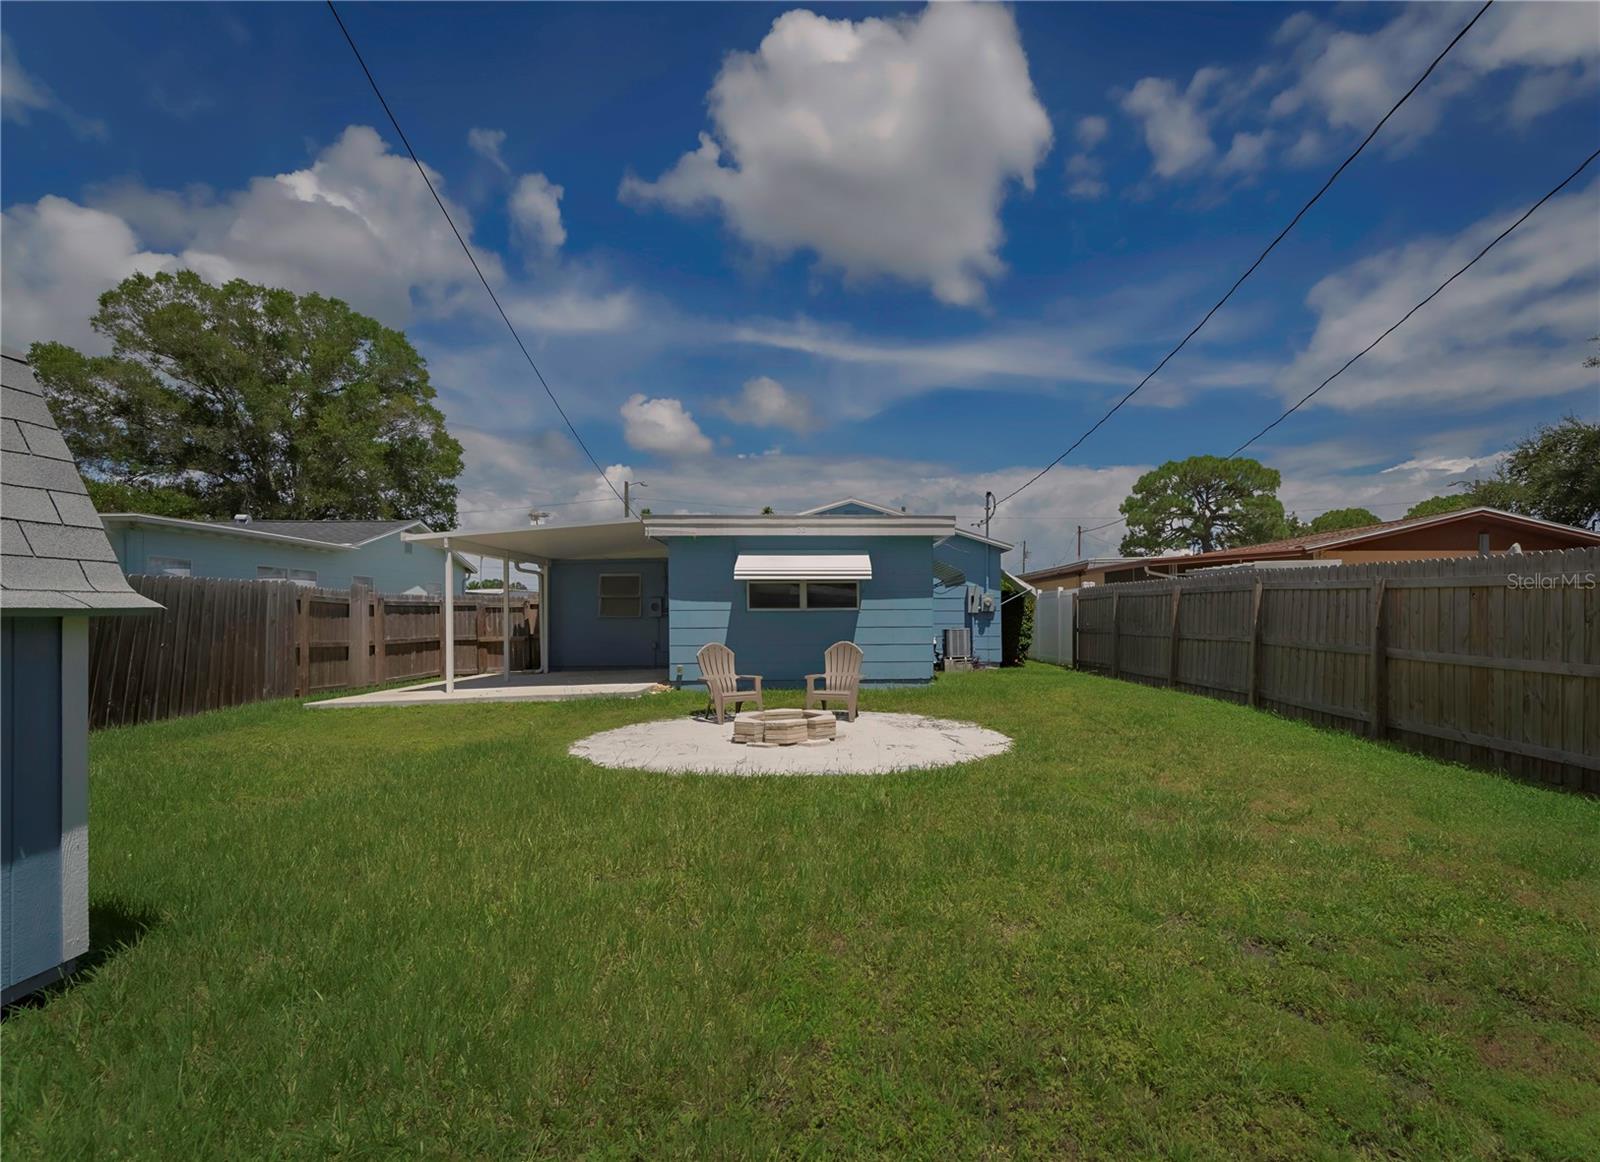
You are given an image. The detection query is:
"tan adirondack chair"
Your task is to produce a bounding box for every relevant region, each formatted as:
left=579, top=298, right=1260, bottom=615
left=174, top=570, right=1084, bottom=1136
left=805, top=641, right=863, bottom=722
left=698, top=642, right=764, bottom=724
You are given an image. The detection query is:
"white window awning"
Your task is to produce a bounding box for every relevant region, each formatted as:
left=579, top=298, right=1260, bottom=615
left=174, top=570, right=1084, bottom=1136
left=734, top=553, right=873, bottom=581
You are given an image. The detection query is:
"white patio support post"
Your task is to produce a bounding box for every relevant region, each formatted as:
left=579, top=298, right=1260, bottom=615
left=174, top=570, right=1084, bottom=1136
left=502, top=554, right=511, bottom=685
left=443, top=537, right=455, bottom=694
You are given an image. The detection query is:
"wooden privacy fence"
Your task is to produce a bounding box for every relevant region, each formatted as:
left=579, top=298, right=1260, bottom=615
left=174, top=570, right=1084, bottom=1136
left=90, top=575, right=539, bottom=727
left=1075, top=547, right=1599, bottom=793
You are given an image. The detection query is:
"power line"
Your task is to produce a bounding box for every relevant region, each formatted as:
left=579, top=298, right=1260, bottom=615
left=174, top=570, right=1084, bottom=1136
left=1230, top=145, right=1600, bottom=455
left=323, top=0, right=624, bottom=508
left=990, top=0, right=1495, bottom=512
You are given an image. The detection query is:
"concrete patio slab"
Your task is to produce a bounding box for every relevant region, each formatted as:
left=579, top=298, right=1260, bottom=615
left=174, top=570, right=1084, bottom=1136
left=308, top=669, right=668, bottom=708
left=570, top=711, right=1011, bottom=776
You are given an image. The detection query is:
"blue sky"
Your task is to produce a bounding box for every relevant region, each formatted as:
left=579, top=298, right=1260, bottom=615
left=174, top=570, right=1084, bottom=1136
left=3, top=2, right=1597, bottom=566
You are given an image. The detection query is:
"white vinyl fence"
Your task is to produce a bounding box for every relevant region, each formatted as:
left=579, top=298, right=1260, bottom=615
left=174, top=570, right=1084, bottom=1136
left=1031, top=587, right=1075, bottom=666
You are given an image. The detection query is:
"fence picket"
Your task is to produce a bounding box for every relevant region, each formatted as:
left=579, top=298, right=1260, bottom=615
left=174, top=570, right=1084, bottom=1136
left=1070, top=547, right=1598, bottom=792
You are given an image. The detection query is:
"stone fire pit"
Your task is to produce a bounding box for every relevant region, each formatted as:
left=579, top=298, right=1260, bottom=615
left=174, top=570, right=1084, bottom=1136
left=732, top=708, right=836, bottom=746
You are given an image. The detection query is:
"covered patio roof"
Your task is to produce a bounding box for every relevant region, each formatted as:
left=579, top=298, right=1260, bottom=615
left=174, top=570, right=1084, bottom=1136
left=402, top=519, right=665, bottom=562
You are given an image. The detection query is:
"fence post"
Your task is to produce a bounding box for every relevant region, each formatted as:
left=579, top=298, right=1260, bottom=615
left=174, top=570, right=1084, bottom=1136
left=1109, top=591, right=1121, bottom=679
left=373, top=594, right=388, bottom=684
left=1246, top=578, right=1263, bottom=707
left=1167, top=585, right=1182, bottom=688
left=1369, top=578, right=1388, bottom=739
left=295, top=591, right=311, bottom=698
left=348, top=583, right=371, bottom=688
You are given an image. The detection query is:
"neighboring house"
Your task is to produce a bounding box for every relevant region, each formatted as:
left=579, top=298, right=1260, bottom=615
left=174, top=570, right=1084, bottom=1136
left=403, top=496, right=1015, bottom=685
left=1, top=350, right=162, bottom=1004
left=98, top=515, right=476, bottom=595
left=1014, top=556, right=1156, bottom=592
left=1021, top=507, right=1600, bottom=590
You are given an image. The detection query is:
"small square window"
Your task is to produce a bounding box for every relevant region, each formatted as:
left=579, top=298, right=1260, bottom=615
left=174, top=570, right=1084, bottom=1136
left=598, top=573, right=642, bottom=618
left=257, top=565, right=288, bottom=581
left=147, top=555, right=191, bottom=577
left=290, top=569, right=318, bottom=587
left=351, top=575, right=375, bottom=590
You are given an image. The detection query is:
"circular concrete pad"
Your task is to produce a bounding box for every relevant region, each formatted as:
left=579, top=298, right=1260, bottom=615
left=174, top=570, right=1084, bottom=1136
left=570, top=711, right=1011, bottom=776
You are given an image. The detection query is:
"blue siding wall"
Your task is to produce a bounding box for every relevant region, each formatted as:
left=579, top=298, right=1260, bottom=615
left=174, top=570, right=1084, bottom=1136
left=2, top=617, right=64, bottom=995
left=932, top=536, right=1004, bottom=663
left=105, top=524, right=470, bottom=594
left=668, top=536, right=934, bottom=685
left=547, top=558, right=668, bottom=670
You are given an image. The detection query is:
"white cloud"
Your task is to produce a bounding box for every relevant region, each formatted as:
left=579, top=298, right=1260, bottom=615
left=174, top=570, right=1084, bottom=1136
left=509, top=173, right=567, bottom=254
left=508, top=289, right=635, bottom=334
left=1218, top=129, right=1270, bottom=175
left=0, top=197, right=175, bottom=350
left=1120, top=73, right=1216, bottom=178
left=715, top=376, right=817, bottom=434
left=620, top=4, right=1051, bottom=306
left=1064, top=153, right=1108, bottom=200
left=1277, top=177, right=1600, bottom=412
left=1, top=33, right=107, bottom=140
left=1271, top=3, right=1600, bottom=148
left=1074, top=114, right=1109, bottom=149
left=619, top=394, right=713, bottom=457
left=1, top=125, right=510, bottom=348
left=467, top=127, right=510, bottom=172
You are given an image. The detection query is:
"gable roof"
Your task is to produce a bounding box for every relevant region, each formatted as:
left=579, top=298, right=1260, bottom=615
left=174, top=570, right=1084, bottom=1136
left=799, top=497, right=1015, bottom=551
left=1, top=352, right=162, bottom=616
left=99, top=513, right=477, bottom=570
left=1141, top=507, right=1600, bottom=569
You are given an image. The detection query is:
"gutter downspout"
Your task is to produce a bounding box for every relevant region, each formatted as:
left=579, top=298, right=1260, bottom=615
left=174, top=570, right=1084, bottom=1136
left=443, top=537, right=455, bottom=694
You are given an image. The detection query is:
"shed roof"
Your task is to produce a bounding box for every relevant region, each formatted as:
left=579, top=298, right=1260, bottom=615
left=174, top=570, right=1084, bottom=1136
left=1, top=352, right=162, bottom=616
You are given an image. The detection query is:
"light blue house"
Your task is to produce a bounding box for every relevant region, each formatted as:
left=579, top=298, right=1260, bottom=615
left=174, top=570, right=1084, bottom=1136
left=99, top=514, right=475, bottom=594
left=405, top=498, right=1011, bottom=687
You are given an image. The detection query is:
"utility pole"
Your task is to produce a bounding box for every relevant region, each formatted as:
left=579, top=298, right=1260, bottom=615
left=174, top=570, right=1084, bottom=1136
left=1076, top=525, right=1083, bottom=559
left=623, top=480, right=646, bottom=518
left=1020, top=540, right=1029, bottom=573
left=983, top=491, right=996, bottom=540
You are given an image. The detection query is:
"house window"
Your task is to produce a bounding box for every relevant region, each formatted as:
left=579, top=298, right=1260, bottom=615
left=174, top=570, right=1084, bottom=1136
left=598, top=573, right=642, bottom=618
left=147, top=555, right=191, bottom=577
left=747, top=581, right=859, bottom=610
left=351, top=575, right=375, bottom=590
left=257, top=565, right=317, bottom=587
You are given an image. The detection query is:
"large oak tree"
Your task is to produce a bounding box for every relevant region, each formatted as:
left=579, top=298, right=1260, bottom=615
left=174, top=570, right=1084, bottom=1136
left=1119, top=455, right=1290, bottom=555
left=30, top=271, right=464, bottom=526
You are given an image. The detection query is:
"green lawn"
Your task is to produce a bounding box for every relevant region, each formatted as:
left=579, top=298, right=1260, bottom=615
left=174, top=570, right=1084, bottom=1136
left=5, top=665, right=1598, bottom=1158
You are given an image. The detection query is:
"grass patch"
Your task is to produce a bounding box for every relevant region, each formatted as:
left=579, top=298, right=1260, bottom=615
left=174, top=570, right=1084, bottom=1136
left=5, top=665, right=1597, bottom=1157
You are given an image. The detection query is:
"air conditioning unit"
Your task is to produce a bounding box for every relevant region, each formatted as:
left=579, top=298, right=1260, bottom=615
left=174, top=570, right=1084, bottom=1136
left=942, top=627, right=973, bottom=660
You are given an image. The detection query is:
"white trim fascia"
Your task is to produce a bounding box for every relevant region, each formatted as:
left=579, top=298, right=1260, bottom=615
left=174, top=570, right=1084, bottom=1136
left=645, top=515, right=955, bottom=538
left=99, top=513, right=350, bottom=551
left=402, top=519, right=644, bottom=545
left=950, top=528, right=1014, bottom=551
left=795, top=497, right=906, bottom=518
left=59, top=616, right=89, bottom=964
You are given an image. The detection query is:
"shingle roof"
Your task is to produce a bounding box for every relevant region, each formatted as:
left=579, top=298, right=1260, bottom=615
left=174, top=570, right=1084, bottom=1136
left=1143, top=506, right=1600, bottom=568
left=200, top=519, right=423, bottom=546
left=1, top=351, right=162, bottom=616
